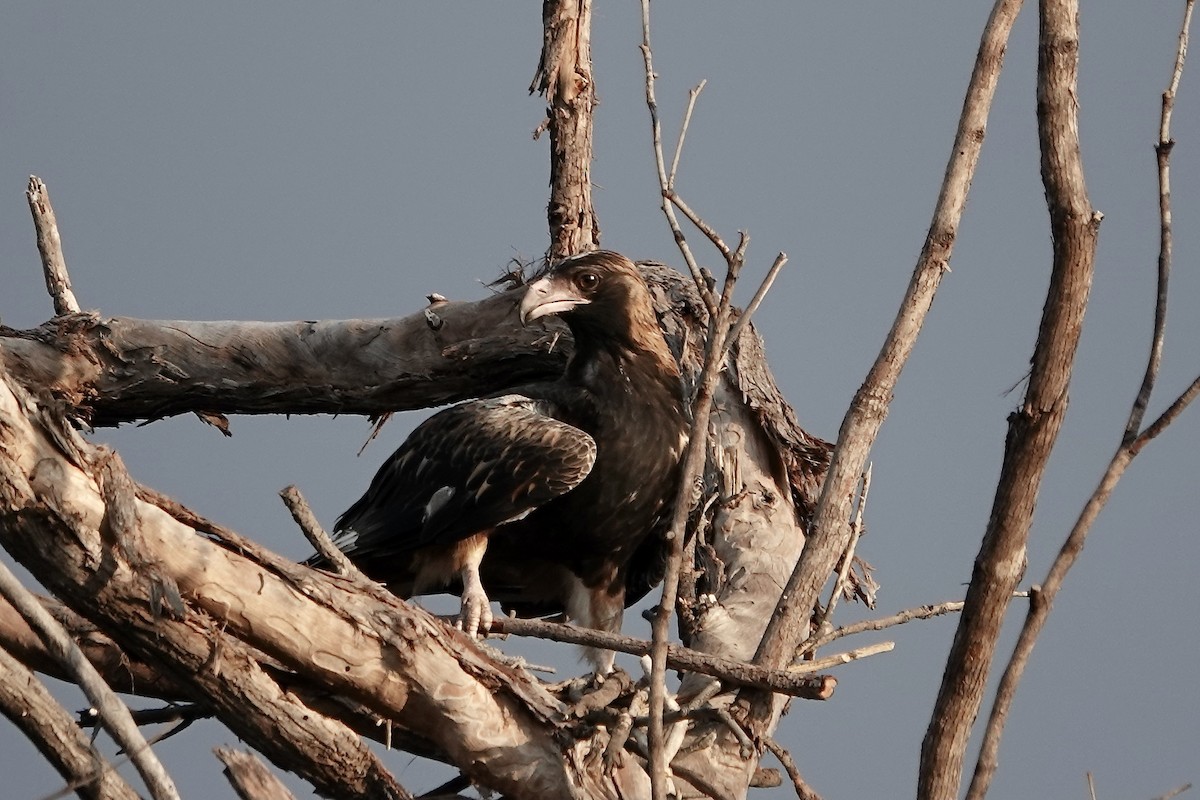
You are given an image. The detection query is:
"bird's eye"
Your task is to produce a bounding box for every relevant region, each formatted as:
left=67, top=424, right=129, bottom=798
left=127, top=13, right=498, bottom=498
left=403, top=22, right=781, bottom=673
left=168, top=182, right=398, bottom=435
left=576, top=271, right=600, bottom=291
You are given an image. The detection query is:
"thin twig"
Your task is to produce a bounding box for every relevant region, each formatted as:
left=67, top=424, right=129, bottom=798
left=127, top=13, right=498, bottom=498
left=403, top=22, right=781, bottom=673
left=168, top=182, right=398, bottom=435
left=639, top=0, right=717, bottom=315
left=668, top=81, right=707, bottom=188
left=752, top=0, right=1026, bottom=753
left=1152, top=783, right=1193, bottom=800
left=492, top=616, right=837, bottom=697
left=667, top=191, right=731, bottom=258
left=763, top=736, right=824, bottom=800
left=26, top=176, right=80, bottom=316
left=281, top=485, right=364, bottom=580
left=1087, top=772, right=1098, bottom=800
left=811, top=601, right=965, bottom=649
left=966, top=9, right=1196, bottom=797
left=0, top=559, right=181, bottom=800
left=801, top=641, right=893, bottom=672
left=1127, top=0, right=1194, bottom=442
left=724, top=252, right=789, bottom=349
left=802, top=463, right=872, bottom=656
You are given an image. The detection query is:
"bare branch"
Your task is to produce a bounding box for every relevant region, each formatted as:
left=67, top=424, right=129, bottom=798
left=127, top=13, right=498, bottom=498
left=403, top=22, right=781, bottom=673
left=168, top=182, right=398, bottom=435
left=26, top=176, right=80, bottom=316
left=803, top=463, right=872, bottom=656
left=763, top=736, right=824, bottom=800
left=216, top=747, right=301, bottom=800
left=648, top=285, right=734, bottom=799
left=639, top=0, right=718, bottom=315
left=811, top=600, right=966, bottom=650
left=0, top=559, right=181, bottom=800
left=531, top=0, right=600, bottom=259
left=1153, top=783, right=1194, bottom=800
left=747, top=0, right=1028, bottom=747
left=1127, top=0, right=1194, bottom=441
left=0, top=645, right=140, bottom=800
left=493, top=616, right=836, bottom=698
left=724, top=252, right=789, bottom=350
left=280, top=485, right=363, bottom=580
left=923, top=2, right=1101, bottom=796
left=668, top=81, right=707, bottom=189
left=965, top=6, right=1194, bottom=798
left=667, top=191, right=732, bottom=259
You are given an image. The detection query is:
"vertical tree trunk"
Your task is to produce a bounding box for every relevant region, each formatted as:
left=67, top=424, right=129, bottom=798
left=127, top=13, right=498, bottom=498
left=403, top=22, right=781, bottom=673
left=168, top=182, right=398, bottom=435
left=532, top=0, right=600, bottom=260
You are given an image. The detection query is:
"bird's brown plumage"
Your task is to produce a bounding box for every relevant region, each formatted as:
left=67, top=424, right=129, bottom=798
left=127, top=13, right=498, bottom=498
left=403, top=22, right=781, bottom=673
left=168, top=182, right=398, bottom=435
left=308, top=251, right=689, bottom=672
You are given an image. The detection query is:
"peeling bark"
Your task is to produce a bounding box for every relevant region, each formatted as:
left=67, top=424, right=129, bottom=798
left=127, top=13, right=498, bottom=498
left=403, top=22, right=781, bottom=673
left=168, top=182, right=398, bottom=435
left=532, top=0, right=600, bottom=259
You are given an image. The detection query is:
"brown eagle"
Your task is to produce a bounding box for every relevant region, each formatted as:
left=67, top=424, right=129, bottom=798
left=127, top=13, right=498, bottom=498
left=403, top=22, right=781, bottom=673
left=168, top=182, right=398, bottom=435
left=309, top=251, right=689, bottom=672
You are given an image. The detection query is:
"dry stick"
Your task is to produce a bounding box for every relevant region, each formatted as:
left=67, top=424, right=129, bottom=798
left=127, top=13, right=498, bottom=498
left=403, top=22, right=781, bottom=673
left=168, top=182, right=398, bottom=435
left=647, top=292, right=734, bottom=800
left=639, top=0, right=716, bottom=315
left=0, top=560, right=181, bottom=800
left=745, top=0, right=1024, bottom=748
left=26, top=176, right=80, bottom=316
left=280, top=484, right=363, bottom=580
left=215, top=747, right=297, bottom=800
left=1153, top=783, right=1194, bottom=800
left=1126, top=0, right=1194, bottom=444
left=802, top=464, right=872, bottom=657
left=811, top=600, right=964, bottom=650
left=725, top=252, right=789, bottom=349
left=763, top=736, right=824, bottom=800
left=668, top=81, right=707, bottom=188
left=924, top=3, right=1101, bottom=796
left=963, top=5, right=1196, bottom=798
left=667, top=191, right=732, bottom=259
left=495, top=616, right=835, bottom=697
left=1087, top=772, right=1098, bottom=800
left=0, top=645, right=140, bottom=800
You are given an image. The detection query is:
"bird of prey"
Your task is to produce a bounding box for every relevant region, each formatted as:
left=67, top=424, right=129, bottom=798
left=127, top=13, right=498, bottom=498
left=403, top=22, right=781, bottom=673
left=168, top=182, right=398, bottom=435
left=310, top=250, right=689, bottom=673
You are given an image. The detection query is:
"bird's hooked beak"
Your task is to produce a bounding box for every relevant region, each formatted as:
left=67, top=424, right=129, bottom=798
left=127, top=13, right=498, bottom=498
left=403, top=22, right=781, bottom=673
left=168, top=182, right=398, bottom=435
left=519, top=276, right=591, bottom=325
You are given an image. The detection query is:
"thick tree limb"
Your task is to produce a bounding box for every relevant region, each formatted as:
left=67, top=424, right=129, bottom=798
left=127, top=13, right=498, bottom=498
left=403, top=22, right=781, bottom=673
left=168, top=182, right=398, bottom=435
left=0, top=365, right=672, bottom=798
left=918, top=3, right=1101, bottom=798
left=965, top=6, right=1196, bottom=797
left=0, top=290, right=549, bottom=428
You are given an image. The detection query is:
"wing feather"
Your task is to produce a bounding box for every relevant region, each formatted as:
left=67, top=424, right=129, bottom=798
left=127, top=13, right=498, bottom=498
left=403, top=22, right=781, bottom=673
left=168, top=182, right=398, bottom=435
left=329, top=394, right=595, bottom=562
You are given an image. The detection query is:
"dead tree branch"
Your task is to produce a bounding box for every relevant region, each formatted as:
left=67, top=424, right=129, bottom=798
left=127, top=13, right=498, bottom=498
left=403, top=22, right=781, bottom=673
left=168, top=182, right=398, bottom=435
left=921, top=2, right=1102, bottom=797
left=0, top=558, right=181, bottom=800
left=494, top=616, right=837, bottom=698
left=216, top=747, right=302, bottom=800
left=639, top=0, right=718, bottom=315
left=26, top=175, right=80, bottom=316
left=965, top=5, right=1196, bottom=797
left=0, top=644, right=140, bottom=800
left=280, top=485, right=362, bottom=579
left=745, top=0, right=1027, bottom=746
left=531, top=0, right=600, bottom=259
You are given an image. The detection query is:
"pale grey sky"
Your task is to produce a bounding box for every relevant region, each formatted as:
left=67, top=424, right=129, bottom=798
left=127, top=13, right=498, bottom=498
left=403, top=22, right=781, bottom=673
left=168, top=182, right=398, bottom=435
left=2, top=4, right=1197, bottom=798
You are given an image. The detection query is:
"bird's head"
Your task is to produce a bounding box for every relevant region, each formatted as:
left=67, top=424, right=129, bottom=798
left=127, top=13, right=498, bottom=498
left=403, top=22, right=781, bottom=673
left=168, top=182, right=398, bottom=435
left=519, top=251, right=652, bottom=332
left=519, top=250, right=678, bottom=377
